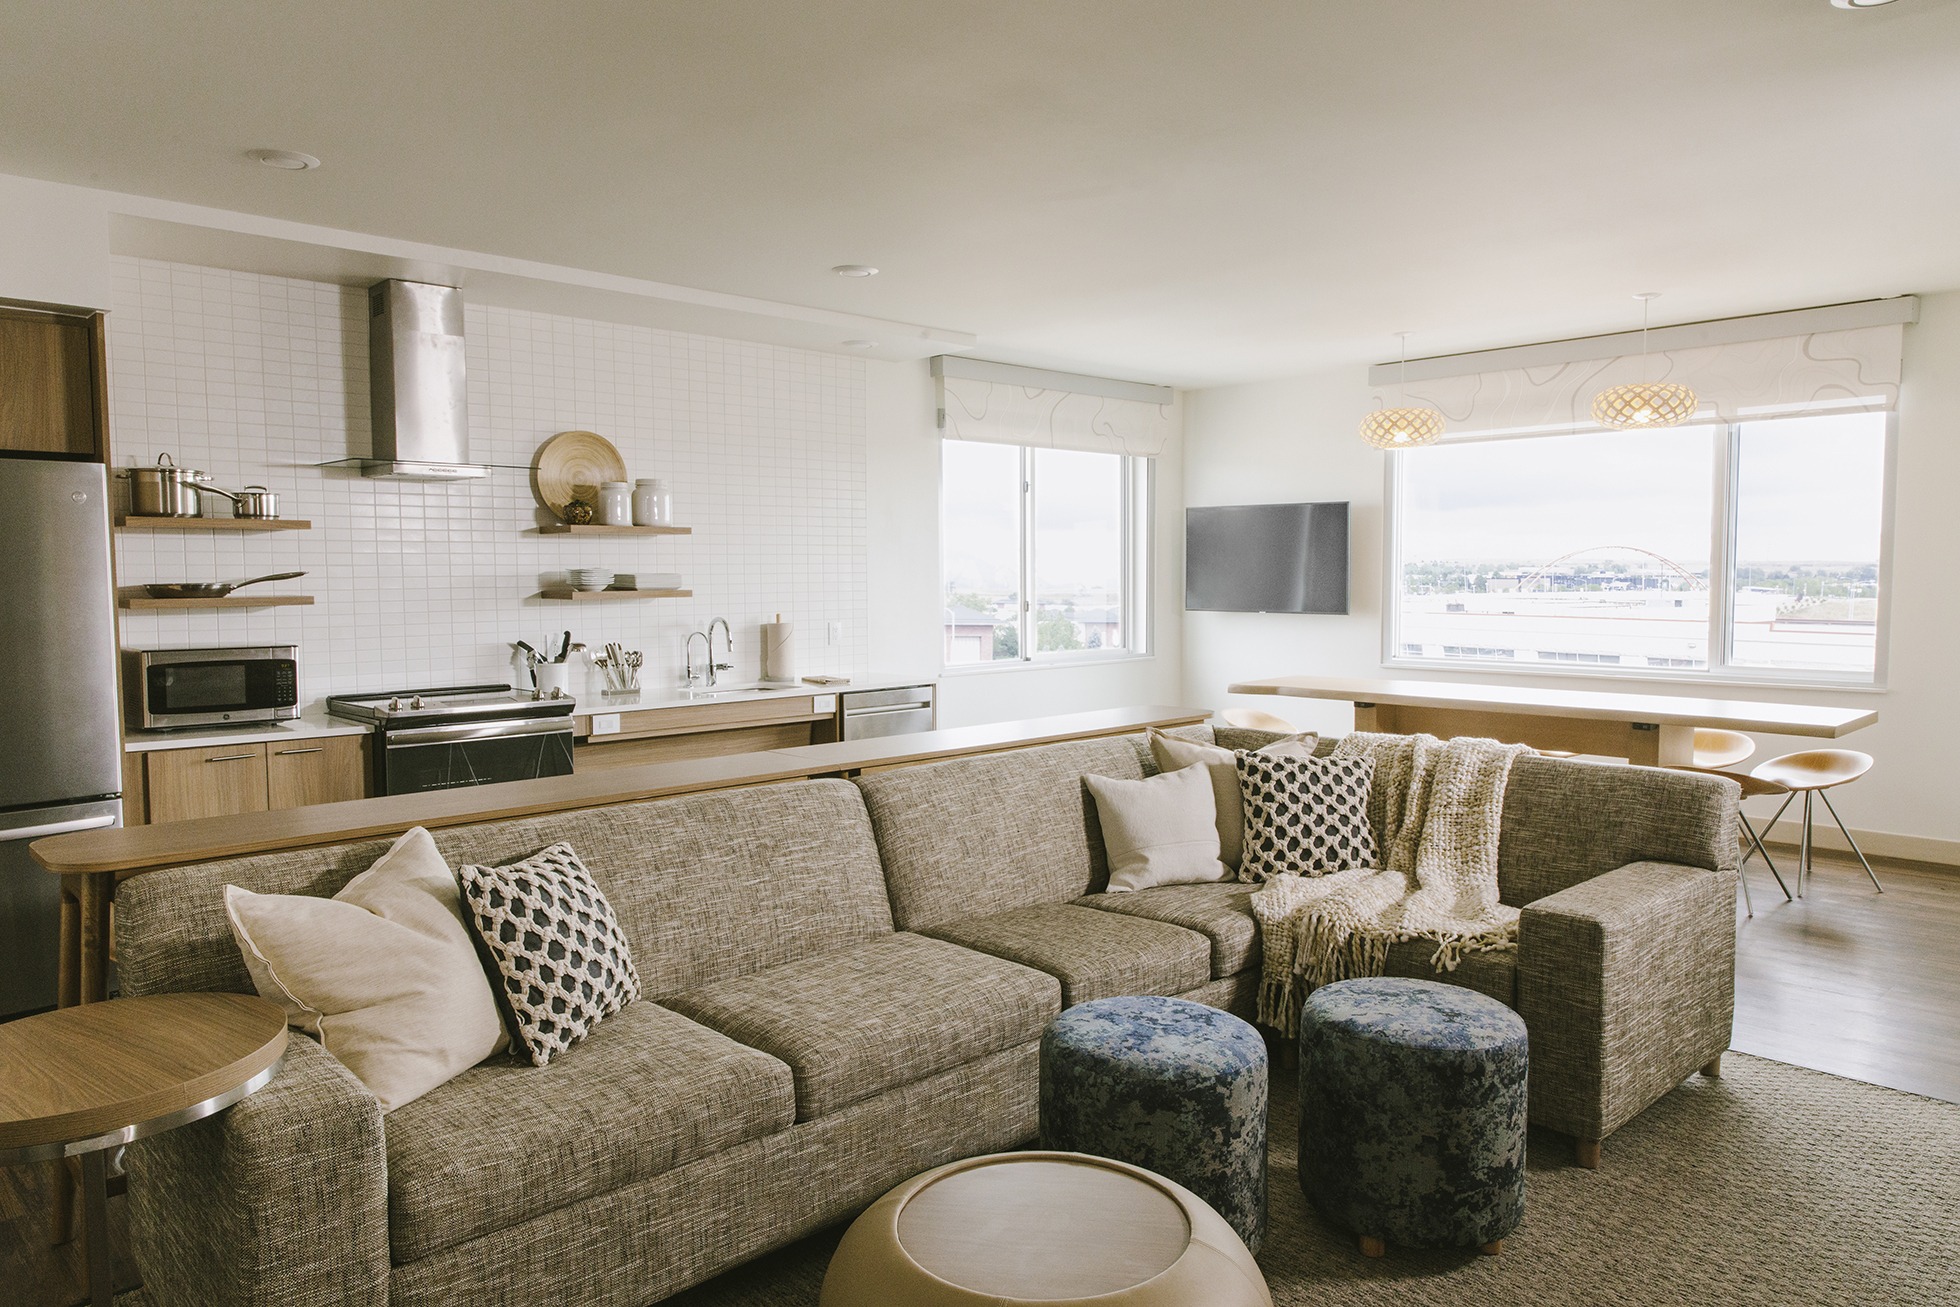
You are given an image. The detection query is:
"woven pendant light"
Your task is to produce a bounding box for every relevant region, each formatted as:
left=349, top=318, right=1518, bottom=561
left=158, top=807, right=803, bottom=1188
left=1593, top=293, right=1698, bottom=429
left=1360, top=333, right=1444, bottom=449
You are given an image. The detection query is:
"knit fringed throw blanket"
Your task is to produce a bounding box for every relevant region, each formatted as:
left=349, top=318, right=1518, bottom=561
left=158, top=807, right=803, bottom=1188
left=1252, top=732, right=1530, bottom=1034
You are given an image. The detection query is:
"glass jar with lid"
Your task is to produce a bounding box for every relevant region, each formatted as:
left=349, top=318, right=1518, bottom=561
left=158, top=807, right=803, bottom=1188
left=632, top=478, right=672, bottom=526
left=598, top=481, right=633, bottom=526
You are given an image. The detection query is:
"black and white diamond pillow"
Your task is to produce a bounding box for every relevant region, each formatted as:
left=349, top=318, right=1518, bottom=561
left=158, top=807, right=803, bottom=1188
left=1234, top=753, right=1377, bottom=882
left=458, top=843, right=641, bottom=1066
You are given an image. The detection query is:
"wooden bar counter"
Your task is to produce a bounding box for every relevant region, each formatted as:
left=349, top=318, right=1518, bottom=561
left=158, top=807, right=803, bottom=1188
left=1229, top=675, right=1875, bottom=765
left=33, top=705, right=1208, bottom=1010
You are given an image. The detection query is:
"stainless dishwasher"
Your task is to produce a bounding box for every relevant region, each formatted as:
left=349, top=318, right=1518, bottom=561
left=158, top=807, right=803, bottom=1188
left=840, top=685, right=936, bottom=740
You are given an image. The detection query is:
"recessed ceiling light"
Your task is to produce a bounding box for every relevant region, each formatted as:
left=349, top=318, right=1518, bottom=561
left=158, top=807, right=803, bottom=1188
left=831, top=264, right=879, bottom=277
left=841, top=339, right=878, bottom=350
left=247, top=148, right=320, bottom=170
left=1830, top=0, right=1897, bottom=8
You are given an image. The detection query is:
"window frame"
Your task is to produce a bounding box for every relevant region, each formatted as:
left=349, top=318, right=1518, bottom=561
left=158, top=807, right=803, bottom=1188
left=1381, top=412, right=1896, bottom=691
left=939, top=443, right=1153, bottom=672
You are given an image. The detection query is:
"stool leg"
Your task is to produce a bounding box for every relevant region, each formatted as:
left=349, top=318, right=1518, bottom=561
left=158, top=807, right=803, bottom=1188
left=1358, top=1235, right=1386, bottom=1258
left=1735, top=853, right=1754, bottom=917
left=1740, top=812, right=1792, bottom=901
left=1799, top=792, right=1814, bottom=897
left=81, top=1150, right=113, bottom=1307
left=1820, top=790, right=1883, bottom=893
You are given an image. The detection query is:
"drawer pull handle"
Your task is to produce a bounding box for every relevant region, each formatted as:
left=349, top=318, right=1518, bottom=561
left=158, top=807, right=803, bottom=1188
left=205, top=753, right=258, bottom=763
left=275, top=747, right=325, bottom=756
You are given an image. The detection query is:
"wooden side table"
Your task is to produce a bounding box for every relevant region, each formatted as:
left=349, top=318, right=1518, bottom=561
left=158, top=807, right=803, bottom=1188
left=0, top=993, right=288, bottom=1307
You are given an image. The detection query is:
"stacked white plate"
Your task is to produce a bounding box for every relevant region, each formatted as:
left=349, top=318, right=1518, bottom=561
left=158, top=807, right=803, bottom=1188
left=570, top=567, right=615, bottom=592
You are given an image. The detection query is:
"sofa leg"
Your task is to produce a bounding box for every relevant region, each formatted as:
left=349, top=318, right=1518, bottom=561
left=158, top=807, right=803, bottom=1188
left=1479, top=1240, right=1504, bottom=1256
left=1358, top=1235, right=1386, bottom=1258
left=1702, top=1054, right=1724, bottom=1078
left=1575, top=1137, right=1602, bottom=1169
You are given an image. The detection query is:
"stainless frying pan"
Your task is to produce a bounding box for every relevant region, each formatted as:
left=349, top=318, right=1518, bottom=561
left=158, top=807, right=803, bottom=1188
left=143, top=571, right=306, bottom=599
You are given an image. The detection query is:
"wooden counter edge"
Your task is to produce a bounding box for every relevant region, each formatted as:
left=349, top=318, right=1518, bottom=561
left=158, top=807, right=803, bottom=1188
left=32, top=706, right=1212, bottom=879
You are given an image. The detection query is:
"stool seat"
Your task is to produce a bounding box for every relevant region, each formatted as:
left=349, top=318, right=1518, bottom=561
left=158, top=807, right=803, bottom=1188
left=1223, top=707, right=1295, bottom=733
left=1041, top=996, right=1269, bottom=1252
left=1298, top=977, right=1528, bottom=1257
left=1752, top=748, right=1873, bottom=791
left=1691, top=728, right=1756, bottom=770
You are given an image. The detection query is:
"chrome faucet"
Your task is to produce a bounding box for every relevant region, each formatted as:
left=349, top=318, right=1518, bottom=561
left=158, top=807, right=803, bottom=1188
left=707, top=617, right=734, bottom=685
left=684, top=630, right=712, bottom=687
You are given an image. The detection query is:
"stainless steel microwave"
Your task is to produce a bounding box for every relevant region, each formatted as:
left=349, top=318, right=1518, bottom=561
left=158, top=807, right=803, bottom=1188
left=124, top=646, right=300, bottom=731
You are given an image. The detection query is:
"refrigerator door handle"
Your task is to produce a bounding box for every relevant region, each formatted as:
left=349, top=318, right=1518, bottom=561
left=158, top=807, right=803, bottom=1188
left=1, top=813, right=117, bottom=843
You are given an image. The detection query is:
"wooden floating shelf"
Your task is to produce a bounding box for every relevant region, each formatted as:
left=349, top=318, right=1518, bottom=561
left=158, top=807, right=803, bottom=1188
left=117, top=516, right=312, bottom=532
left=119, top=594, right=316, bottom=610
left=535, top=523, right=692, bottom=536
left=536, top=588, right=693, bottom=601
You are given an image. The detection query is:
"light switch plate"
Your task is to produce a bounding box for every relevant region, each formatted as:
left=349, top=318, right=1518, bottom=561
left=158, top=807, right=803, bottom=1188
left=813, top=694, right=836, bottom=713
left=827, top=620, right=842, bottom=645
left=591, top=713, right=623, bottom=736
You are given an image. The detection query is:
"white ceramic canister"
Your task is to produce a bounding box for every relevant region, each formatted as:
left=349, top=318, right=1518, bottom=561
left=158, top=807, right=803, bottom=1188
left=598, top=481, right=633, bottom=526
left=631, top=478, right=663, bottom=526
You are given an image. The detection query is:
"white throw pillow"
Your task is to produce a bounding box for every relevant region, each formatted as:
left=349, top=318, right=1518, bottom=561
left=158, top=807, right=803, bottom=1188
left=224, top=826, right=508, bottom=1112
left=1148, top=727, right=1319, bottom=870
left=1086, top=764, right=1230, bottom=893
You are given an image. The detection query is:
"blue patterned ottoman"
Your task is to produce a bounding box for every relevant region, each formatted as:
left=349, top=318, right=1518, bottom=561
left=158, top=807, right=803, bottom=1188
left=1297, top=977, right=1527, bottom=1258
left=1039, top=995, right=1270, bottom=1252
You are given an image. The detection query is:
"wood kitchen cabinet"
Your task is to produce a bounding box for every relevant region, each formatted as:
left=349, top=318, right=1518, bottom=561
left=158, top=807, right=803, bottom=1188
left=131, top=734, right=371, bottom=825
left=265, top=736, right=369, bottom=809
left=0, top=304, right=104, bottom=458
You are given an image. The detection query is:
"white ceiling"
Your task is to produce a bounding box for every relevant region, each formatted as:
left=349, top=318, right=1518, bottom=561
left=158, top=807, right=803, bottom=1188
left=2, top=0, right=1957, bottom=386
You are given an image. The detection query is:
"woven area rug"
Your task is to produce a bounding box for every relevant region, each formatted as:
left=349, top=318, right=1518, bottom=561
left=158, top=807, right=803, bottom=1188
left=667, top=1053, right=1960, bottom=1307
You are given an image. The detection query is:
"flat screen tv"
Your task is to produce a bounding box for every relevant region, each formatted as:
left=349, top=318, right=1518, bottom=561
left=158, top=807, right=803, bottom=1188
left=1185, top=502, right=1349, bottom=614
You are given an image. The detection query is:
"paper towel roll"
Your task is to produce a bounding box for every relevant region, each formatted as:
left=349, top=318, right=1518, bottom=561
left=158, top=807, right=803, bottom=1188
left=760, top=615, right=797, bottom=685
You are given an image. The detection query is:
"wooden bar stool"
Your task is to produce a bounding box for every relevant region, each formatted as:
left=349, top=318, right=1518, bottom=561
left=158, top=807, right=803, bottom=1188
left=1223, top=707, right=1297, bottom=733
left=1749, top=750, right=1881, bottom=896
left=1670, top=730, right=1789, bottom=913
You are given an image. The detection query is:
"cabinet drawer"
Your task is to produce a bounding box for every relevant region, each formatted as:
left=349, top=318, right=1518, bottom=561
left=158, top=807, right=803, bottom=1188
left=267, top=735, right=370, bottom=810
left=144, top=744, right=270, bottom=823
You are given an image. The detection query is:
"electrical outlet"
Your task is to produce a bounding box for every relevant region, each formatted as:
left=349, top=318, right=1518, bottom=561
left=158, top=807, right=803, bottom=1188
left=827, top=620, right=842, bottom=646
left=591, top=713, right=623, bottom=736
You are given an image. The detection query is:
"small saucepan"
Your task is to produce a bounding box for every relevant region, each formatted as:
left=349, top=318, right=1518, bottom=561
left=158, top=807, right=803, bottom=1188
left=195, top=483, right=280, bottom=519
left=143, top=571, right=306, bottom=600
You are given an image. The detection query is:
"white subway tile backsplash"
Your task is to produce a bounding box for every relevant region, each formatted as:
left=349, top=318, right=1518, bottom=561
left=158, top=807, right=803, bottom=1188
left=109, top=257, right=868, bottom=705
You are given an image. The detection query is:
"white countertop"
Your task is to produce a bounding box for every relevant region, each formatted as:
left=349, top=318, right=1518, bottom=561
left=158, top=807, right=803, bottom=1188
left=568, top=672, right=934, bottom=716
left=123, top=713, right=371, bottom=753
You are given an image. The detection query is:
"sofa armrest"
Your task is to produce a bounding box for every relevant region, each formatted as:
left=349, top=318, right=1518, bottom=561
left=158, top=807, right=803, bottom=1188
left=126, top=1032, right=390, bottom=1307
left=1516, top=860, right=1735, bottom=1145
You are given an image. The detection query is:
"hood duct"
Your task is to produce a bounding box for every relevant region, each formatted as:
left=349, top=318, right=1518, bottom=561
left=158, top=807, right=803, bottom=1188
left=362, top=279, right=488, bottom=480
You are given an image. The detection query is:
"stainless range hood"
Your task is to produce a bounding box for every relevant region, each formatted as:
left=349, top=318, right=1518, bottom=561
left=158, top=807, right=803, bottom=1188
left=362, top=280, right=488, bottom=480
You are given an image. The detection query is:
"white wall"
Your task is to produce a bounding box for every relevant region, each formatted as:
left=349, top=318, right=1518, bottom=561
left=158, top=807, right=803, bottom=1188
left=0, top=173, right=113, bottom=309
left=864, top=359, right=1186, bottom=729
left=1182, top=292, right=1960, bottom=863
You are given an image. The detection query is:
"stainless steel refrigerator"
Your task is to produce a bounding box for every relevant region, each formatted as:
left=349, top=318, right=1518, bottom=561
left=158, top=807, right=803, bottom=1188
left=0, top=458, right=123, bottom=1018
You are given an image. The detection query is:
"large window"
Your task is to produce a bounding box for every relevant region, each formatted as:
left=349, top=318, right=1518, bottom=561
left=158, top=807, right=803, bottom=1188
left=1391, top=412, right=1889, bottom=682
left=942, top=441, right=1149, bottom=665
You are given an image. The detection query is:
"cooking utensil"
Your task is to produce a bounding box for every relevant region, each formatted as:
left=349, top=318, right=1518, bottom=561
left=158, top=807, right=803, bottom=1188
left=532, top=431, right=628, bottom=520
left=558, top=631, right=571, bottom=663
left=142, top=571, right=307, bottom=600
left=125, top=454, right=199, bottom=517
left=194, top=483, right=280, bottom=519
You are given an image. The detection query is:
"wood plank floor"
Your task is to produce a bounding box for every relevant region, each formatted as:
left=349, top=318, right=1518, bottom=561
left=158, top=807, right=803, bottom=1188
left=3, top=847, right=1954, bottom=1306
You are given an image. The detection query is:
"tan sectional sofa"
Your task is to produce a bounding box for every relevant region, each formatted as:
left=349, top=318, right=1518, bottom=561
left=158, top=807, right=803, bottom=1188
left=112, top=727, right=1740, bottom=1306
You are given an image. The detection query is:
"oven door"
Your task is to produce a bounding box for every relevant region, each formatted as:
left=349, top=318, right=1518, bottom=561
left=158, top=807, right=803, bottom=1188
left=379, top=718, right=575, bottom=795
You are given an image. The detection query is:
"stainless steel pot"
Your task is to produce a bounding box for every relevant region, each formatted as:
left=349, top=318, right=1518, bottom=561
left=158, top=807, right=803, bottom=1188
left=195, top=483, right=280, bottom=519
left=126, top=454, right=199, bottom=517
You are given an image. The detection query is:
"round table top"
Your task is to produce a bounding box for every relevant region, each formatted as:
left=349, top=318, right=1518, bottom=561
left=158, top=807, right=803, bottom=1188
left=0, top=993, right=287, bottom=1161
left=893, top=1153, right=1191, bottom=1299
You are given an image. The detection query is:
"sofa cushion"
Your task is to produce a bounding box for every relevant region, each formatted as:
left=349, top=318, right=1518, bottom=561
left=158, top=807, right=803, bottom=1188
left=1383, top=939, right=1518, bottom=1008
left=923, top=903, right=1212, bottom=1006
left=383, top=999, right=795, bottom=1264
left=855, top=737, right=1151, bottom=931
left=666, top=933, right=1060, bottom=1121
left=433, top=779, right=895, bottom=995
left=1076, top=881, right=1261, bottom=979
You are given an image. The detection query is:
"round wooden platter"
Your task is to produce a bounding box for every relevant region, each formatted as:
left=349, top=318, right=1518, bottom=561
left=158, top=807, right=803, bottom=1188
left=532, top=430, right=629, bottom=519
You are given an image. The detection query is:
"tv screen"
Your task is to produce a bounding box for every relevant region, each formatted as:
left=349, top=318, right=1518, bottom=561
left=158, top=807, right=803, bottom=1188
left=1185, top=502, right=1349, bottom=614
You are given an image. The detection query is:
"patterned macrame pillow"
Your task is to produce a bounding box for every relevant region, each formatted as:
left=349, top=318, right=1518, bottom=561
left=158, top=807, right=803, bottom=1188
left=1234, top=753, right=1377, bottom=882
left=458, top=843, right=641, bottom=1066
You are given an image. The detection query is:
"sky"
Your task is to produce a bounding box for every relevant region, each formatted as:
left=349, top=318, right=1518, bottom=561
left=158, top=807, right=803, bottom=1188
left=1399, top=413, right=1886, bottom=569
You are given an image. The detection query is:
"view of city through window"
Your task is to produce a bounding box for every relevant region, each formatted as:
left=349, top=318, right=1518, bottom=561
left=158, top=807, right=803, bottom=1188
left=1394, top=413, right=1886, bottom=679
left=943, top=441, right=1131, bottom=664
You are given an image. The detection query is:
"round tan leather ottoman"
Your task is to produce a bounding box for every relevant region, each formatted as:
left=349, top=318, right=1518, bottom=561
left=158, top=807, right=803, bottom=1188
left=819, top=1151, right=1271, bottom=1307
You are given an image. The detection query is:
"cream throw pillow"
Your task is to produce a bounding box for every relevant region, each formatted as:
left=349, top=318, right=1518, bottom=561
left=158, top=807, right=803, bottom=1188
left=224, top=826, right=508, bottom=1112
left=1086, top=764, right=1230, bottom=893
left=1148, top=727, right=1319, bottom=871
